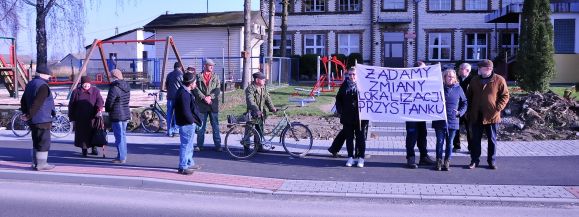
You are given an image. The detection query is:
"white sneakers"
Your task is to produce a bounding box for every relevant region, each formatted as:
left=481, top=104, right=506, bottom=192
left=357, top=158, right=365, bottom=168
left=346, top=157, right=355, bottom=167
left=345, top=157, right=365, bottom=168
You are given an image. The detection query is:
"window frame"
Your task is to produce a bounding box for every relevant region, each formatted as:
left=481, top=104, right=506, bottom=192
left=337, top=0, right=362, bottom=12
left=303, top=0, right=327, bottom=12
left=427, top=32, right=453, bottom=61
left=273, top=34, right=293, bottom=57
left=463, top=0, right=490, bottom=12
left=382, top=0, right=407, bottom=12
left=428, top=0, right=453, bottom=12
left=336, top=33, right=362, bottom=56
left=303, top=33, right=327, bottom=56
left=499, top=31, right=519, bottom=57
left=464, top=32, right=489, bottom=61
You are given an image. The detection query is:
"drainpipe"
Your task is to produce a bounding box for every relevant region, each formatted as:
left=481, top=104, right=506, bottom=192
left=414, top=0, right=422, bottom=63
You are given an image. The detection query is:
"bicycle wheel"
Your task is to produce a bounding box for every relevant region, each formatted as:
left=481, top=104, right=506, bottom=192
left=50, top=114, right=72, bottom=138
left=11, top=112, right=30, bottom=137
left=140, top=108, right=162, bottom=133
left=225, top=124, right=260, bottom=159
left=281, top=122, right=313, bottom=158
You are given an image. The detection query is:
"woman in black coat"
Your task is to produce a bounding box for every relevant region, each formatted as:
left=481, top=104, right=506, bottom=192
left=335, top=67, right=368, bottom=168
left=68, top=76, right=104, bottom=157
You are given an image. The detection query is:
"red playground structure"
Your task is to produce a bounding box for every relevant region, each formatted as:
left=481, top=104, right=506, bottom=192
left=310, top=55, right=346, bottom=97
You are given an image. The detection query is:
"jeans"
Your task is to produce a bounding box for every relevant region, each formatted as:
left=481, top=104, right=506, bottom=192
left=112, top=121, right=128, bottom=161
left=435, top=128, right=457, bottom=160
left=166, top=100, right=178, bottom=135
left=470, top=123, right=498, bottom=164
left=197, top=112, right=221, bottom=148
left=405, top=121, right=428, bottom=159
left=178, top=124, right=197, bottom=170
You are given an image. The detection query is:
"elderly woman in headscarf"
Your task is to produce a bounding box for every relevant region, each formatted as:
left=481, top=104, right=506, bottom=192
left=68, top=76, right=104, bottom=157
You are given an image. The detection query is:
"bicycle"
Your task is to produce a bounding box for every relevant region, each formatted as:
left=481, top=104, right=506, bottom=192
left=224, top=106, right=313, bottom=159
left=140, top=92, right=167, bottom=133
left=11, top=103, right=72, bottom=138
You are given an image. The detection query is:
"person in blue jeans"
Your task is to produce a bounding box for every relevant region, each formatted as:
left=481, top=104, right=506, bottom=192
left=174, top=72, right=203, bottom=175
left=165, top=62, right=183, bottom=137
left=105, top=69, right=131, bottom=163
left=432, top=69, right=467, bottom=171
left=193, top=59, right=222, bottom=152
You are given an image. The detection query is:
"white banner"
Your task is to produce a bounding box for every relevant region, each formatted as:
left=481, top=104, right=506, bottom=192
left=355, top=63, right=447, bottom=122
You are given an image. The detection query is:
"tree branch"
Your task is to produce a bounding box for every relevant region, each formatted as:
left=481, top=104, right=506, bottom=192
left=0, top=0, right=18, bottom=22
left=22, top=0, right=35, bottom=6
left=42, top=0, right=57, bottom=17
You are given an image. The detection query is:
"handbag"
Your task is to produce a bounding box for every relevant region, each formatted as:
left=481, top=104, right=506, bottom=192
left=91, top=116, right=108, bottom=147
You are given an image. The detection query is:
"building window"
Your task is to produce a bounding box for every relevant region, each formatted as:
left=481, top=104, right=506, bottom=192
left=465, top=33, right=487, bottom=60
left=554, top=19, right=576, bottom=54
left=383, top=0, right=405, bottom=10
left=429, top=0, right=451, bottom=11
left=465, top=0, right=487, bottom=11
left=304, top=34, right=326, bottom=55
left=273, top=35, right=292, bottom=56
left=337, top=33, right=360, bottom=55
left=500, top=32, right=519, bottom=57
left=304, top=0, right=326, bottom=12
left=338, top=0, right=361, bottom=11
left=428, top=33, right=452, bottom=61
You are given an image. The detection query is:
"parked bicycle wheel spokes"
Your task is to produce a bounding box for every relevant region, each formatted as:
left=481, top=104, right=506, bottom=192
left=11, top=111, right=30, bottom=137
left=140, top=108, right=162, bottom=133
left=225, top=124, right=260, bottom=159
left=50, top=115, right=72, bottom=138
left=282, top=122, right=313, bottom=158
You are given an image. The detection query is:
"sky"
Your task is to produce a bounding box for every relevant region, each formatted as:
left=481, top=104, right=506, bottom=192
left=2, top=0, right=261, bottom=61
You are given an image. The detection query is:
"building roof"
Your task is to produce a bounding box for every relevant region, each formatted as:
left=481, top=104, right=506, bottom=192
left=85, top=28, right=154, bottom=49
left=58, top=53, right=83, bottom=63
left=144, top=11, right=266, bottom=30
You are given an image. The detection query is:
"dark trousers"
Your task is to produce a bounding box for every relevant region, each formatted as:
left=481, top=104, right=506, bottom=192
left=328, top=128, right=347, bottom=154
left=453, top=117, right=472, bottom=150
left=405, top=121, right=428, bottom=159
left=31, top=125, right=51, bottom=152
left=470, top=123, right=498, bottom=164
left=343, top=121, right=368, bottom=158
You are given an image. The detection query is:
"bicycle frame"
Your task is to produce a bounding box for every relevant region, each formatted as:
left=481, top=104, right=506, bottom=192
left=258, top=109, right=292, bottom=144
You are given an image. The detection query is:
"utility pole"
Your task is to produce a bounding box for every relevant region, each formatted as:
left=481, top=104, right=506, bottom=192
left=267, top=0, right=276, bottom=81
left=242, top=0, right=252, bottom=88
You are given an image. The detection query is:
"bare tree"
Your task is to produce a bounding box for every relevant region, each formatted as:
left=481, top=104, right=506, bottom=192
left=0, top=0, right=86, bottom=66
left=242, top=0, right=252, bottom=88
left=280, top=0, right=288, bottom=57
left=266, top=0, right=275, bottom=81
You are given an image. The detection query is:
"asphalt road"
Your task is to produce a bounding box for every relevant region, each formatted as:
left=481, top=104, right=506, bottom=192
left=0, top=180, right=577, bottom=217
left=1, top=140, right=578, bottom=186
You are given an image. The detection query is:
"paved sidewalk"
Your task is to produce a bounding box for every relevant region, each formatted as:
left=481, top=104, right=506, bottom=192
left=2, top=130, right=578, bottom=157
left=0, top=160, right=577, bottom=203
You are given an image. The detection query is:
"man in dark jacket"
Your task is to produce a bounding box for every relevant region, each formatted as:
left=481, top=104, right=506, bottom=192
left=165, top=62, right=183, bottom=137
left=467, top=60, right=510, bottom=170
left=193, top=59, right=222, bottom=152
left=453, top=63, right=473, bottom=152
left=175, top=73, right=202, bottom=175
left=335, top=67, right=368, bottom=168
left=20, top=65, right=55, bottom=171
left=105, top=69, right=131, bottom=163
left=245, top=72, right=277, bottom=152
left=405, top=61, right=435, bottom=169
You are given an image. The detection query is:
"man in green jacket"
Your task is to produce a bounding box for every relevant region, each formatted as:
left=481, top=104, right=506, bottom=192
left=193, top=59, right=222, bottom=152
left=245, top=72, right=277, bottom=149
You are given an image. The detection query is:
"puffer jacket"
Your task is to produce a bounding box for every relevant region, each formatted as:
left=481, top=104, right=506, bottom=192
left=432, top=83, right=468, bottom=130
left=105, top=79, right=131, bottom=122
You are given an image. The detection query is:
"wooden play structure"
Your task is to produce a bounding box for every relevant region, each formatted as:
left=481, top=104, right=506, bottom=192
left=0, top=37, right=29, bottom=98
left=68, top=36, right=184, bottom=98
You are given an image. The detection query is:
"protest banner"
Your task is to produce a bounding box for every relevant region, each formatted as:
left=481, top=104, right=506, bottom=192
left=355, top=63, right=447, bottom=122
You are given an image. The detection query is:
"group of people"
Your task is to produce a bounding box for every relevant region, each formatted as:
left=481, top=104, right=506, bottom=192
left=19, top=58, right=507, bottom=174
left=328, top=59, right=509, bottom=171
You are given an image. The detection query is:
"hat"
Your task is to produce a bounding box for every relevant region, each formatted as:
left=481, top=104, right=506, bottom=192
left=81, top=76, right=92, bottom=84
left=252, top=72, right=266, bottom=80
left=182, top=72, right=196, bottom=84
left=186, top=66, right=195, bottom=72
left=205, top=59, right=215, bottom=66
left=111, top=69, right=123, bottom=79
left=36, top=65, right=52, bottom=75
left=477, top=59, right=493, bottom=68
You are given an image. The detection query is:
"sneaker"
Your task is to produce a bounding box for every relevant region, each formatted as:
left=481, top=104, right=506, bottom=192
left=443, top=159, right=450, bottom=171
left=419, top=155, right=435, bottom=165
left=194, top=147, right=201, bottom=152
left=346, top=157, right=355, bottom=167
left=357, top=158, right=365, bottom=168
left=112, top=159, right=126, bottom=164
left=177, top=168, right=194, bottom=175
left=406, top=157, right=418, bottom=169
left=435, top=159, right=443, bottom=171
left=468, top=162, right=478, bottom=169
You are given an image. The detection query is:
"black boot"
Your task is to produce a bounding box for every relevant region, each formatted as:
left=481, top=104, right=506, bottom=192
left=82, top=148, right=88, bottom=157
left=406, top=156, right=418, bottom=169
left=91, top=147, right=99, bottom=156
left=419, top=155, right=436, bottom=165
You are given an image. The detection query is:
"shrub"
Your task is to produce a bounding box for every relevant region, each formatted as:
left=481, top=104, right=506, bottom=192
left=299, top=54, right=320, bottom=81
left=347, top=53, right=363, bottom=68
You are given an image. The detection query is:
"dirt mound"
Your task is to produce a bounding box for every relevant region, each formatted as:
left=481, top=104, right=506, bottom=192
left=500, top=91, right=579, bottom=141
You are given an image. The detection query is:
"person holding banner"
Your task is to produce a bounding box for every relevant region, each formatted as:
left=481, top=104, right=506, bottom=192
left=405, top=61, right=436, bottom=169
left=453, top=63, right=473, bottom=153
left=467, top=60, right=509, bottom=170
left=432, top=69, right=468, bottom=171
left=335, top=67, right=368, bottom=168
